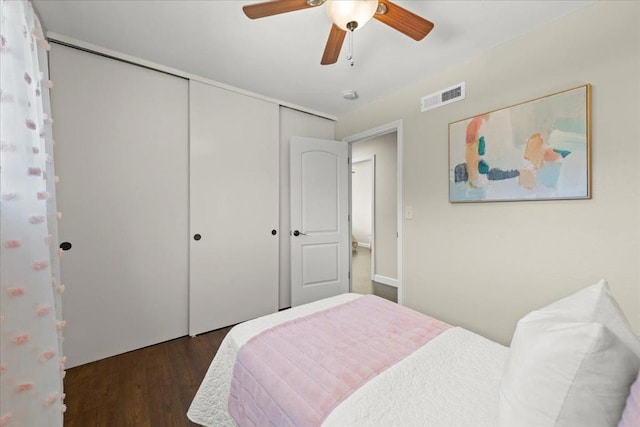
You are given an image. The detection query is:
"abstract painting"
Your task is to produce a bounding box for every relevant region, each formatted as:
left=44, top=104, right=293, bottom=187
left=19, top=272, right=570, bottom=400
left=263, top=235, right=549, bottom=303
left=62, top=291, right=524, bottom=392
left=449, top=84, right=591, bottom=202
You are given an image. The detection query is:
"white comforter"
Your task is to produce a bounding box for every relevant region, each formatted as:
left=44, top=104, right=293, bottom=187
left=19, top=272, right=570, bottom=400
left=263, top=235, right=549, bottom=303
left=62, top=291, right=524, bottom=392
left=188, top=294, right=509, bottom=426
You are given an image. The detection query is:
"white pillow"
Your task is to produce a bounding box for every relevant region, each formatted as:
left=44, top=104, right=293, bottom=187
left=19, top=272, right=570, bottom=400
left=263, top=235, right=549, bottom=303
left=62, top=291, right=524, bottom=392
left=498, top=280, right=640, bottom=427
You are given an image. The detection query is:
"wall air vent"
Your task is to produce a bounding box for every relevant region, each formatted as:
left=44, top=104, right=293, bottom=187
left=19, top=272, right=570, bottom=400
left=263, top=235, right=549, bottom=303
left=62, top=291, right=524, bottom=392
left=421, top=82, right=466, bottom=112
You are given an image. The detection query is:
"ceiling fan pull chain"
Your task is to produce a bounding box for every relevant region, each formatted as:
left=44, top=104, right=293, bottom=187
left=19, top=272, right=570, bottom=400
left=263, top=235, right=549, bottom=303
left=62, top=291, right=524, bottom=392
left=347, top=30, right=354, bottom=67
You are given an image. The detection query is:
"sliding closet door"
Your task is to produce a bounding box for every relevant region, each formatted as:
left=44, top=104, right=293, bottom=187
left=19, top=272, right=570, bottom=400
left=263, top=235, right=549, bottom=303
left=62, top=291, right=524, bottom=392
left=189, top=81, right=279, bottom=336
left=50, top=44, right=189, bottom=367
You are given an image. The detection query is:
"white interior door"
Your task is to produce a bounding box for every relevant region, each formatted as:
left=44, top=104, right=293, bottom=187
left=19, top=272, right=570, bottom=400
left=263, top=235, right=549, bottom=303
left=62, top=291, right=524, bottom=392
left=50, top=44, right=189, bottom=367
left=290, top=137, right=349, bottom=306
left=278, top=108, right=336, bottom=309
left=189, top=81, right=279, bottom=336
left=352, top=156, right=376, bottom=280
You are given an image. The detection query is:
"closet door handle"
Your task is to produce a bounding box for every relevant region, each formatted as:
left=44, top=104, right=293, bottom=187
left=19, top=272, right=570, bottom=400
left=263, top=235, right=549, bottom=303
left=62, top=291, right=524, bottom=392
left=193, top=234, right=201, bottom=241
left=60, top=242, right=72, bottom=251
left=271, top=229, right=277, bottom=236
left=293, top=230, right=306, bottom=237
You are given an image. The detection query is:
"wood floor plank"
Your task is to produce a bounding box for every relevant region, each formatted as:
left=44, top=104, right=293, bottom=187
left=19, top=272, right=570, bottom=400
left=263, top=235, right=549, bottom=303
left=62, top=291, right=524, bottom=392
left=63, top=327, right=232, bottom=426
left=120, top=354, right=151, bottom=427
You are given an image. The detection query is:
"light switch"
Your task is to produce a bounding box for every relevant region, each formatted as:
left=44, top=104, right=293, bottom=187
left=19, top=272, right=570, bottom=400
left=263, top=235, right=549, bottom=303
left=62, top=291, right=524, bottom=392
left=405, top=205, right=413, bottom=219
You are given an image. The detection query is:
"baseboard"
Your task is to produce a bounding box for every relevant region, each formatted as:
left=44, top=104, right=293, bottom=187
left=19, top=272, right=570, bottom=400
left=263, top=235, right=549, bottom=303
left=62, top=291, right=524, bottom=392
left=357, top=242, right=371, bottom=249
left=373, top=274, right=398, bottom=288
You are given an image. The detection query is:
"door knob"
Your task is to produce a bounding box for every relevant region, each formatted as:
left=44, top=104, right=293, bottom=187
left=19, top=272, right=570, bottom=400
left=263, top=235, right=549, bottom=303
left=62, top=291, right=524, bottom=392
left=293, top=230, right=307, bottom=237
left=60, top=242, right=72, bottom=251
left=193, top=234, right=201, bottom=241
left=271, top=229, right=277, bottom=236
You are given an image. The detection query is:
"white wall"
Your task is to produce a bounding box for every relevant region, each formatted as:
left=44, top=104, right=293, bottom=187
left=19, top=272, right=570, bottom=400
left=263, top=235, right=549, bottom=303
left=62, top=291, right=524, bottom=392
left=336, top=1, right=640, bottom=345
left=352, top=134, right=398, bottom=280
left=352, top=159, right=373, bottom=246
left=279, top=107, right=335, bottom=308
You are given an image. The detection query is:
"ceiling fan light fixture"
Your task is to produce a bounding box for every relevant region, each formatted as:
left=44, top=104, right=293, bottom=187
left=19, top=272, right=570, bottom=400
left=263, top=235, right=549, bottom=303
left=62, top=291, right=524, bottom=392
left=325, top=0, right=378, bottom=32
left=242, top=0, right=435, bottom=65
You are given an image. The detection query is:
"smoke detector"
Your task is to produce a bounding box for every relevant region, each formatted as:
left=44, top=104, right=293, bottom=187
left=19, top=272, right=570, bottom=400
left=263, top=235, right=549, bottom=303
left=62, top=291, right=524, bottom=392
left=342, top=90, right=358, bottom=100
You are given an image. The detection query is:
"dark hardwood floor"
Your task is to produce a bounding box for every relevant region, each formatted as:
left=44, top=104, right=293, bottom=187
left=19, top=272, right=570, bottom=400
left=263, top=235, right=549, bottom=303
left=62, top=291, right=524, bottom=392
left=63, top=327, right=232, bottom=427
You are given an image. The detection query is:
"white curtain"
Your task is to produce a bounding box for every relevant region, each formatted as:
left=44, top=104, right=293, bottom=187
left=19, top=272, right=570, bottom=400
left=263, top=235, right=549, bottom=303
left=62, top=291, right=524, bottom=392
left=0, top=1, right=65, bottom=426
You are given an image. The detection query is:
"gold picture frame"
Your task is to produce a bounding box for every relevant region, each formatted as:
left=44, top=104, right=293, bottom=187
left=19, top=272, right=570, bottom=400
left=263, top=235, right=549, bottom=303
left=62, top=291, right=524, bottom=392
left=448, top=84, right=591, bottom=203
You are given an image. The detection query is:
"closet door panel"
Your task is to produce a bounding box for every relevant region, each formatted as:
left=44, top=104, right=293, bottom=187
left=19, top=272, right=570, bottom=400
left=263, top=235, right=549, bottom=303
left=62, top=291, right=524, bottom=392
left=189, top=81, right=279, bottom=336
left=50, top=44, right=189, bottom=367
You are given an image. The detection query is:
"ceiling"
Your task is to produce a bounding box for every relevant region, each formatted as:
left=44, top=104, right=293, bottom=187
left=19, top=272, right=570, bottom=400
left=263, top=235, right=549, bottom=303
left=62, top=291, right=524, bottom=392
left=33, top=1, right=594, bottom=117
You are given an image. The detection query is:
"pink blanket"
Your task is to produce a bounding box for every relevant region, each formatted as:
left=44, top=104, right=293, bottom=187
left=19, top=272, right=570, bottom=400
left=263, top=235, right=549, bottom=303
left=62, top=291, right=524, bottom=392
left=228, top=295, right=451, bottom=426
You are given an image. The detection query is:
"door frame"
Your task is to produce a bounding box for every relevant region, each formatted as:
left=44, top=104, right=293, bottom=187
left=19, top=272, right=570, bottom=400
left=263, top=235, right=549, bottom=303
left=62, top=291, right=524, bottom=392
left=343, top=120, right=403, bottom=305
left=351, top=155, right=376, bottom=281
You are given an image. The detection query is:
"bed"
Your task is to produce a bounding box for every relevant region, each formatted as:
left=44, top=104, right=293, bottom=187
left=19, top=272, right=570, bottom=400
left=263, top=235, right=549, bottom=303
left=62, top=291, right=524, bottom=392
left=188, top=281, right=640, bottom=427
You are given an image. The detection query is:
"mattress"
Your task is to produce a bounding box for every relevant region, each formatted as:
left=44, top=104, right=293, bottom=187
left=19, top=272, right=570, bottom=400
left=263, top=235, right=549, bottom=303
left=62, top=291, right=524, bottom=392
left=187, top=294, right=509, bottom=426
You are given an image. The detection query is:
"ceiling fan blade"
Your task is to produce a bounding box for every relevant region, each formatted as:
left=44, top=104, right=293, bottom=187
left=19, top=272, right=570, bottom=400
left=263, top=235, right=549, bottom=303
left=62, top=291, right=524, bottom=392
left=243, top=0, right=316, bottom=19
left=321, top=24, right=347, bottom=65
left=374, top=0, right=434, bottom=41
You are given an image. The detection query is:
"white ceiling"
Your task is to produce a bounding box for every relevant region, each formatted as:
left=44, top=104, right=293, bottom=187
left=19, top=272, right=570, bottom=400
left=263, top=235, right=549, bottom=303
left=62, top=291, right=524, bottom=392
left=33, top=0, right=594, bottom=117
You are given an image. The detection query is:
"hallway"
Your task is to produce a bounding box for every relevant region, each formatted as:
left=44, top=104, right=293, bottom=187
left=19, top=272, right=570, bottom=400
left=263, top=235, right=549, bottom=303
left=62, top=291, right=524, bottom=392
left=351, top=247, right=397, bottom=302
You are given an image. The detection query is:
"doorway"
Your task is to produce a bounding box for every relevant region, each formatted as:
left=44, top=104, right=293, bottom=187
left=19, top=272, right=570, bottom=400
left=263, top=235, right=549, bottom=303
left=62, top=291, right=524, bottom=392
left=352, top=156, right=375, bottom=254
left=351, top=156, right=375, bottom=294
left=345, top=121, right=402, bottom=304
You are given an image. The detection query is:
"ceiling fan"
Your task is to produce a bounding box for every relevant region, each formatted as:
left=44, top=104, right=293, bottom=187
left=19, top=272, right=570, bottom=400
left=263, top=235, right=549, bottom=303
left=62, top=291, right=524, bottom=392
left=242, top=0, right=434, bottom=65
